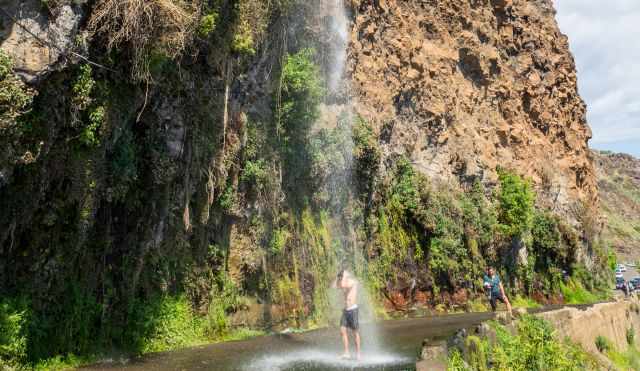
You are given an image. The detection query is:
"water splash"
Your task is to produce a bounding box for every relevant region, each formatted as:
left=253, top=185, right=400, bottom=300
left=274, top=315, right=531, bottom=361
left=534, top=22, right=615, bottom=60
left=246, top=2, right=402, bottom=369
left=318, top=0, right=388, bottom=358
left=245, top=349, right=410, bottom=371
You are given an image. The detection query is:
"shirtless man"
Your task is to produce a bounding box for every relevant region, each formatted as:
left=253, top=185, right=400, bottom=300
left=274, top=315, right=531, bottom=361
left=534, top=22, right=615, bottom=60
left=334, top=269, right=361, bottom=360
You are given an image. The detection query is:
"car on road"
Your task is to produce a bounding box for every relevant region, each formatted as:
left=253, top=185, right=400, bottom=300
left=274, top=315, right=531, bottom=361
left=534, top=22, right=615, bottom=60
left=617, top=264, right=627, bottom=272
left=616, top=272, right=624, bottom=279
left=617, top=277, right=626, bottom=289
left=631, top=277, right=640, bottom=290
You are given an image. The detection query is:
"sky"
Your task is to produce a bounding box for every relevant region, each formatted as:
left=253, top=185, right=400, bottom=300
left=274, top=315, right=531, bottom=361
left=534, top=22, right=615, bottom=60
left=553, top=0, right=640, bottom=157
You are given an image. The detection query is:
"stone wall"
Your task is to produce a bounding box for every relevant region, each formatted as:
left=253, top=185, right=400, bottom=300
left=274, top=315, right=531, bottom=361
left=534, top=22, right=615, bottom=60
left=537, top=299, right=640, bottom=354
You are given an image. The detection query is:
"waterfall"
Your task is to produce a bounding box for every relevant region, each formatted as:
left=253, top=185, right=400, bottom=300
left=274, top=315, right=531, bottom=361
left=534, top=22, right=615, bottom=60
left=320, top=0, right=386, bottom=358
left=327, top=0, right=349, bottom=94
left=247, top=1, right=408, bottom=369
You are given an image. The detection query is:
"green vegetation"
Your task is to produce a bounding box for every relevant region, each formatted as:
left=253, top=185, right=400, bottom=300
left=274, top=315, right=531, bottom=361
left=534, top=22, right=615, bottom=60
left=231, top=24, right=256, bottom=55
left=450, top=315, right=599, bottom=370
left=448, top=349, right=468, bottom=371
left=0, top=299, right=28, bottom=368
left=511, top=295, right=541, bottom=309
left=204, top=271, right=242, bottom=339
left=198, top=9, right=218, bottom=37
left=219, top=185, right=236, bottom=211
left=597, top=334, right=640, bottom=370
left=497, top=169, right=535, bottom=238
left=359, top=162, right=605, bottom=308
left=72, top=64, right=96, bottom=111
left=0, top=50, right=34, bottom=128
left=595, top=335, right=611, bottom=353
left=276, top=47, right=324, bottom=205
left=560, top=278, right=600, bottom=305
left=127, top=295, right=205, bottom=353
left=0, top=49, right=35, bottom=173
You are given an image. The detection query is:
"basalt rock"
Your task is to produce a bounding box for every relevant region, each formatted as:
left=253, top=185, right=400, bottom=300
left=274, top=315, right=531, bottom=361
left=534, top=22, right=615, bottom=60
left=0, top=0, right=85, bottom=83
left=348, top=0, right=596, bottom=218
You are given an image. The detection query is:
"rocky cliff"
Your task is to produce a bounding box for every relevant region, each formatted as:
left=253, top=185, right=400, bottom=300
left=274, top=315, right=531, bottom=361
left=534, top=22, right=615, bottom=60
left=349, top=0, right=596, bottom=216
left=0, top=0, right=610, bottom=364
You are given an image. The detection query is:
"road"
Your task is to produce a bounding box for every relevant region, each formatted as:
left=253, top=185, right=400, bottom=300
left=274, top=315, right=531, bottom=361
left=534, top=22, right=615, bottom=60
left=83, top=305, right=598, bottom=371
left=83, top=312, right=495, bottom=371
left=622, top=265, right=639, bottom=282
left=614, top=264, right=638, bottom=298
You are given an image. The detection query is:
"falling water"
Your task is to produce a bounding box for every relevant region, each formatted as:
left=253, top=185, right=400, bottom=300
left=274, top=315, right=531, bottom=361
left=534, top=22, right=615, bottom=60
left=326, top=0, right=349, bottom=94
left=246, top=1, right=408, bottom=369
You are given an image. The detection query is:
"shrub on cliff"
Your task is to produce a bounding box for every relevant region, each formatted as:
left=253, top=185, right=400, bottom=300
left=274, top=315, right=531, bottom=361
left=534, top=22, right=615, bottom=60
left=0, top=299, right=29, bottom=367
left=276, top=48, right=324, bottom=203
left=496, top=169, right=535, bottom=238
left=0, top=50, right=34, bottom=130
left=451, top=315, right=599, bottom=370
left=0, top=49, right=36, bottom=174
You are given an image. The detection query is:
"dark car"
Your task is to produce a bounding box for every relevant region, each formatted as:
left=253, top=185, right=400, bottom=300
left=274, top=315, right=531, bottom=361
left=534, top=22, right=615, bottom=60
left=617, top=277, right=626, bottom=289
left=631, top=277, right=640, bottom=290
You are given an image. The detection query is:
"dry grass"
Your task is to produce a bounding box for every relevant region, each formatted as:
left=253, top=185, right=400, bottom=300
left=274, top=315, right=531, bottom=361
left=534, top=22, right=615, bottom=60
left=88, top=0, right=200, bottom=81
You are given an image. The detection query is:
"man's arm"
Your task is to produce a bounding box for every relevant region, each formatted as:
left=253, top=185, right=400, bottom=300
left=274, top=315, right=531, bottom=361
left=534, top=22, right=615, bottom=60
left=499, top=282, right=506, bottom=297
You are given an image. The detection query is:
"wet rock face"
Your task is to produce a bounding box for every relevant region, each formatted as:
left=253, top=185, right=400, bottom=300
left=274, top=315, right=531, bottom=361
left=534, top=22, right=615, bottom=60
left=348, top=0, right=596, bottom=215
left=0, top=0, right=85, bottom=83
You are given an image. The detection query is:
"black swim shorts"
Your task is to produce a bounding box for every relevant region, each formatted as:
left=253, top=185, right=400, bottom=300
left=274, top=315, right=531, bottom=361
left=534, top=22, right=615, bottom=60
left=340, top=307, right=359, bottom=330
left=490, top=293, right=506, bottom=312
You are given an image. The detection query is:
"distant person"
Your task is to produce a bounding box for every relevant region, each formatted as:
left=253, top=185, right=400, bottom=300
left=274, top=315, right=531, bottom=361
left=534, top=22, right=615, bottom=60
left=333, top=269, right=361, bottom=361
left=483, top=266, right=512, bottom=315
left=623, top=280, right=629, bottom=297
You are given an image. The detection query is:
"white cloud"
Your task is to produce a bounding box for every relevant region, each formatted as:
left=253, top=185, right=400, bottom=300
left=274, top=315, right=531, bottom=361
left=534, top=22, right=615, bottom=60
left=553, top=0, right=640, bottom=152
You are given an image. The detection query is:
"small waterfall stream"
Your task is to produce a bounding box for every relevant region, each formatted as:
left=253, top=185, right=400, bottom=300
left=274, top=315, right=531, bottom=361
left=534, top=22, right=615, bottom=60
left=247, top=1, right=408, bottom=369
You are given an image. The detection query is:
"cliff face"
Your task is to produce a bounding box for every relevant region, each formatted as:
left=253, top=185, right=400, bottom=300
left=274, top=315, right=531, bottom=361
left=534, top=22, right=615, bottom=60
left=0, top=0, right=84, bottom=82
left=348, top=0, right=596, bottom=215
left=0, top=0, right=610, bottom=363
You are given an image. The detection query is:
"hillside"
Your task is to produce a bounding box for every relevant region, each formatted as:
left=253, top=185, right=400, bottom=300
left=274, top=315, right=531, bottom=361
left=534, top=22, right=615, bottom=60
left=593, top=150, right=640, bottom=261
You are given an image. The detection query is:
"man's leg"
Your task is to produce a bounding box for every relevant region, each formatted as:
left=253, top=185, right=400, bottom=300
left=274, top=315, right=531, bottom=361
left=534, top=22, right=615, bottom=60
left=340, top=326, right=350, bottom=358
left=503, top=296, right=512, bottom=315
left=354, top=330, right=361, bottom=360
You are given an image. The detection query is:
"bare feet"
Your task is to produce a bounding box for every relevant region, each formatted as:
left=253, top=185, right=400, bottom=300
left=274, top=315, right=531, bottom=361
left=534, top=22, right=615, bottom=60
left=356, top=353, right=362, bottom=361
left=340, top=353, right=351, bottom=360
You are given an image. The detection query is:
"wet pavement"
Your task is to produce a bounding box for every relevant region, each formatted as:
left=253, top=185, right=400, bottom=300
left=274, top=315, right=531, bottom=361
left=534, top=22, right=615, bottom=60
left=83, top=302, right=606, bottom=371
left=83, top=312, right=496, bottom=371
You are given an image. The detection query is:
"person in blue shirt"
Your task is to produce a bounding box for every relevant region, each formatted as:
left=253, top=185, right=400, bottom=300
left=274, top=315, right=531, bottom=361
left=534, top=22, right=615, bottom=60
left=483, top=266, right=512, bottom=315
